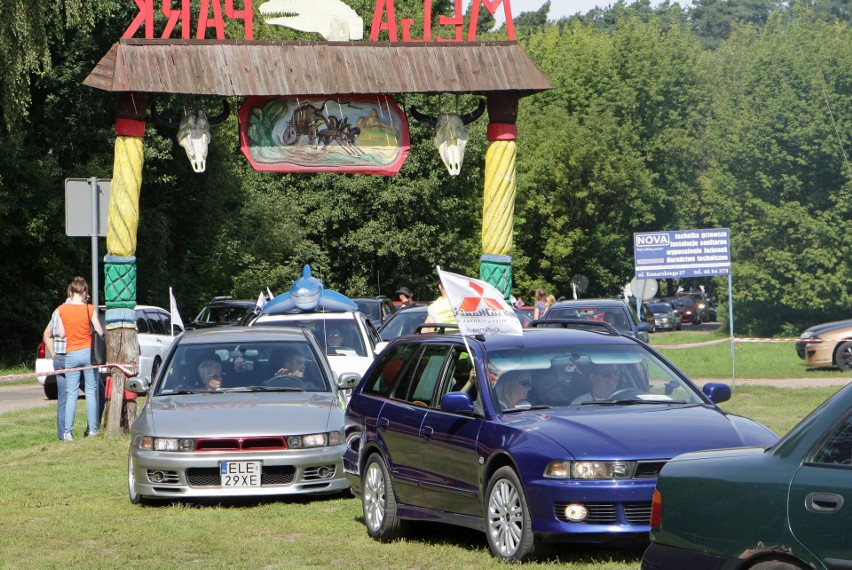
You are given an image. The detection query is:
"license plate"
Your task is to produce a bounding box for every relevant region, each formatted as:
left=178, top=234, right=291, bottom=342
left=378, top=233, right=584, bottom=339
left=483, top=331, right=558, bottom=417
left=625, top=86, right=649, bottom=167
left=220, top=461, right=262, bottom=487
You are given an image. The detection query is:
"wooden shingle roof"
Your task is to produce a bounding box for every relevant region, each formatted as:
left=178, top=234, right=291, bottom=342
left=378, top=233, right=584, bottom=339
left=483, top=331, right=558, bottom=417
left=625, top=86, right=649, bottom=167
left=84, top=39, right=552, bottom=97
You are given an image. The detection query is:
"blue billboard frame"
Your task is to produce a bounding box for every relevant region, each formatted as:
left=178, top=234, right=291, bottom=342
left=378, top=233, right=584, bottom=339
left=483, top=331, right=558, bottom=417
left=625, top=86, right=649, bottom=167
left=633, top=228, right=730, bottom=279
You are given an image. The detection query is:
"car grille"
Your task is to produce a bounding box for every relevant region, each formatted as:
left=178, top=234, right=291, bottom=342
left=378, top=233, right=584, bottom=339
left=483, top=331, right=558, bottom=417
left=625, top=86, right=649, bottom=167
left=553, top=502, right=651, bottom=525
left=194, top=437, right=288, bottom=451
left=186, top=466, right=296, bottom=486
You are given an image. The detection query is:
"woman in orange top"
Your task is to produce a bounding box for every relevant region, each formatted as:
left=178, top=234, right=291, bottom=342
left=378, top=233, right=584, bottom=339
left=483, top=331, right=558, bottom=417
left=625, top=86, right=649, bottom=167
left=57, top=276, right=104, bottom=441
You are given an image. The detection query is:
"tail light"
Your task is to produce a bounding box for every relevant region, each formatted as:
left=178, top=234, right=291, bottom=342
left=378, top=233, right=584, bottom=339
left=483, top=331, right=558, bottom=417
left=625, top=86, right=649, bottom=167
left=38, top=341, right=46, bottom=359
left=650, top=488, right=662, bottom=529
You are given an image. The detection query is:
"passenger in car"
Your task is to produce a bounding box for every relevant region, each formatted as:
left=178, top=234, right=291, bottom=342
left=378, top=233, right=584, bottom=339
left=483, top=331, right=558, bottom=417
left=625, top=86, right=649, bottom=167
left=270, top=348, right=306, bottom=378
left=198, top=359, right=224, bottom=391
left=494, top=369, right=533, bottom=410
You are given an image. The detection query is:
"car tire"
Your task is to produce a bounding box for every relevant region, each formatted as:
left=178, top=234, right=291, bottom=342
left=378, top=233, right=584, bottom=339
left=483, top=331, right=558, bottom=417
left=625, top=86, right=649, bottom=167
left=128, top=454, right=148, bottom=505
left=485, top=466, right=535, bottom=562
left=44, top=379, right=58, bottom=400
left=835, top=341, right=852, bottom=371
left=362, top=454, right=406, bottom=541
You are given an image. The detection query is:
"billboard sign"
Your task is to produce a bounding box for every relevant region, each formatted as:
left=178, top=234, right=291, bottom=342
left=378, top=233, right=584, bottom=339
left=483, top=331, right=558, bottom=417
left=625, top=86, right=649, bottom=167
left=634, top=228, right=730, bottom=279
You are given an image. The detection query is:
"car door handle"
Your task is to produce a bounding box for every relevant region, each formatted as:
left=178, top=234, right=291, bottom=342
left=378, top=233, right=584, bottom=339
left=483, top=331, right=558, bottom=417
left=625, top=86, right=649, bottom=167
left=806, top=492, right=845, bottom=513
left=378, top=418, right=389, bottom=430
left=421, top=426, right=434, bottom=439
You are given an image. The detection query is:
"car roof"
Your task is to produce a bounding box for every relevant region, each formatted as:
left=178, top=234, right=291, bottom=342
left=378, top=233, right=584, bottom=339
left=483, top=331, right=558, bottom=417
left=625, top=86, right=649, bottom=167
left=394, top=325, right=638, bottom=350
left=177, top=326, right=309, bottom=344
left=549, top=299, right=628, bottom=308
left=205, top=299, right=256, bottom=307
left=253, top=311, right=359, bottom=322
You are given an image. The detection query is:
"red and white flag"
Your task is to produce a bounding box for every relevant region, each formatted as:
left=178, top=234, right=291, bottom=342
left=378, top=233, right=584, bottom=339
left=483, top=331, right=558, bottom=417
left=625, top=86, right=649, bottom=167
left=438, top=269, right=523, bottom=336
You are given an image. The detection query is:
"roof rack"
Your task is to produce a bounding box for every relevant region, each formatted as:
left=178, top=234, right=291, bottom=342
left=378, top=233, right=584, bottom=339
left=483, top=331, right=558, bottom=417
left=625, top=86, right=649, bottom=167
left=528, top=318, right=620, bottom=335
left=210, top=295, right=234, bottom=301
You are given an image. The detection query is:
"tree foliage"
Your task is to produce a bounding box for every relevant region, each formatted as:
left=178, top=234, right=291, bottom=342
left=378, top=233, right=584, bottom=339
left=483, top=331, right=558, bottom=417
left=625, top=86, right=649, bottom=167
left=1, top=0, right=851, bottom=360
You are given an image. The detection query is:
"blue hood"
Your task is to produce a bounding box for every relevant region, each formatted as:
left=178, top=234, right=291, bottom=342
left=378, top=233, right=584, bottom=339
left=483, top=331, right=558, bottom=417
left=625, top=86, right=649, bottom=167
left=512, top=405, right=778, bottom=460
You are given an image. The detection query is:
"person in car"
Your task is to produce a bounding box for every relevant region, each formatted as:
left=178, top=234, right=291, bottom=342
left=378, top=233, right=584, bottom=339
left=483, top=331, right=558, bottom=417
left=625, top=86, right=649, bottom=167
left=571, top=364, right=621, bottom=404
left=494, top=369, right=533, bottom=410
left=271, top=348, right=305, bottom=378
left=198, top=359, right=224, bottom=391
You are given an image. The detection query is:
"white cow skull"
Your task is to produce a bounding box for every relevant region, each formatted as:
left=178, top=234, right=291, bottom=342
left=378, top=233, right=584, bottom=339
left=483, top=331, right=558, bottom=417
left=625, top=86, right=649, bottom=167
left=259, top=0, right=364, bottom=41
left=411, top=100, right=486, bottom=176
left=177, top=110, right=211, bottom=173
left=150, top=100, right=230, bottom=174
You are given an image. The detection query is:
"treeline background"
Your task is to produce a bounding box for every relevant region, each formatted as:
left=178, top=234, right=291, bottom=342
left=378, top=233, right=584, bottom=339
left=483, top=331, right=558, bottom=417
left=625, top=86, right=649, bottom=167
left=1, top=0, right=850, bottom=362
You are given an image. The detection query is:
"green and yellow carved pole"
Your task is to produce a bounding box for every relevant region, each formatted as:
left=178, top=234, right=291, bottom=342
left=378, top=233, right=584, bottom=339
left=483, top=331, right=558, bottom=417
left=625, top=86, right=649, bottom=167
left=481, top=94, right=519, bottom=300
left=103, top=92, right=146, bottom=435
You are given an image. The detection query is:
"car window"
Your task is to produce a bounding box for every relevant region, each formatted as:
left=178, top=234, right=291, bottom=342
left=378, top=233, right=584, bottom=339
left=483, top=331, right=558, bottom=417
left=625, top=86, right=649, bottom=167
left=253, top=317, right=367, bottom=357
left=136, top=311, right=150, bottom=334
left=378, top=309, right=428, bottom=341
left=546, top=306, right=633, bottom=332
left=810, top=413, right=852, bottom=466
left=438, top=348, right=479, bottom=408
left=363, top=343, right=418, bottom=397
left=156, top=340, right=329, bottom=394
left=146, top=310, right=167, bottom=335
left=395, top=345, right=451, bottom=406
left=484, top=343, right=704, bottom=409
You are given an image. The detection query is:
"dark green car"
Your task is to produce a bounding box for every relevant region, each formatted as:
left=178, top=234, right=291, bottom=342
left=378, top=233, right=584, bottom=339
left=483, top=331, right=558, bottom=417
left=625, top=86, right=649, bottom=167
left=643, top=383, right=852, bottom=570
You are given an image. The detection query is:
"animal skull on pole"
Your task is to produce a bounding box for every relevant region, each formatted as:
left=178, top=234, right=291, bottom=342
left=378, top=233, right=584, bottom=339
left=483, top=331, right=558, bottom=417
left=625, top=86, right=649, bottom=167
left=150, top=100, right=231, bottom=173
left=410, top=99, right=486, bottom=176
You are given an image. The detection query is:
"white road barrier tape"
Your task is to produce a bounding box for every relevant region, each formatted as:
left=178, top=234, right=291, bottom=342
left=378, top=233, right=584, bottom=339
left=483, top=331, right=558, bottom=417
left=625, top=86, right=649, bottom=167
left=655, top=337, right=799, bottom=350
left=0, top=363, right=138, bottom=383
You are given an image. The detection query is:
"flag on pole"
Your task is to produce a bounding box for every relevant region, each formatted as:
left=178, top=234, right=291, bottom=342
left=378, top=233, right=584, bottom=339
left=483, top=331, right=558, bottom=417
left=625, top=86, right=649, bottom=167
left=256, top=291, right=267, bottom=310
left=266, top=287, right=274, bottom=301
left=169, top=287, right=184, bottom=335
left=437, top=269, right=523, bottom=336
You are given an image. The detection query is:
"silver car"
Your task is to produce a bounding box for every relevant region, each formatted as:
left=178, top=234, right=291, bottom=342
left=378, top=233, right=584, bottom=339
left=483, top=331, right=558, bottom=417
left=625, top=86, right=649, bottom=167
left=126, top=327, right=359, bottom=504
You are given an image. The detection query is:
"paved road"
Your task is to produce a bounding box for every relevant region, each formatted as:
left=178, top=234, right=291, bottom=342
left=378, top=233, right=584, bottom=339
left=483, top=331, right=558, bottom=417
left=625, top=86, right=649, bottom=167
left=0, top=382, right=52, bottom=415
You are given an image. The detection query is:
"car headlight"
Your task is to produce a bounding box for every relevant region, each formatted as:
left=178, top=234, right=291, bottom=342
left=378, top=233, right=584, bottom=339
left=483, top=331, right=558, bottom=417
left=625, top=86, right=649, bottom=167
left=287, top=431, right=342, bottom=449
left=544, top=460, right=637, bottom=480
left=800, top=331, right=815, bottom=339
left=698, top=303, right=706, bottom=309
left=137, top=436, right=195, bottom=451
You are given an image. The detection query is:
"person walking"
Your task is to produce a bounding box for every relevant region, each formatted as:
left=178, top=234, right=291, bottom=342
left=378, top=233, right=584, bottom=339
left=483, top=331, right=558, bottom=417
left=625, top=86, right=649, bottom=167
left=57, top=276, right=104, bottom=441
left=43, top=296, right=70, bottom=440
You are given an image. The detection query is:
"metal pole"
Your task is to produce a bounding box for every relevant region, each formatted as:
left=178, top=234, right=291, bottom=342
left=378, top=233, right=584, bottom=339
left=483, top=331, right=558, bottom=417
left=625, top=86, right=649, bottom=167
left=89, top=177, right=99, bottom=309
left=728, top=274, right=735, bottom=390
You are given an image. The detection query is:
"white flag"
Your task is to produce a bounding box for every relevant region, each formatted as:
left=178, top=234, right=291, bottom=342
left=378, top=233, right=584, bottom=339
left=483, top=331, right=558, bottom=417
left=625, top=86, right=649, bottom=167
left=437, top=269, right=523, bottom=336
left=169, top=287, right=184, bottom=335
left=266, top=287, right=275, bottom=300
left=256, top=291, right=267, bottom=310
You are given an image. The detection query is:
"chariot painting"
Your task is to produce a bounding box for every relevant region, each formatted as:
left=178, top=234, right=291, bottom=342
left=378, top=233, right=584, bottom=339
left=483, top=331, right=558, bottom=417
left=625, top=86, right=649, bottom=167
left=239, top=95, right=410, bottom=175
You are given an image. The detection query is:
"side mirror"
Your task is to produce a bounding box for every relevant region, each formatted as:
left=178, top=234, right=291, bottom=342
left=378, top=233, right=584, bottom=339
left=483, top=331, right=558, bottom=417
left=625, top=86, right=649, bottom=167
left=702, top=382, right=731, bottom=404
left=440, top=392, right=475, bottom=413
left=336, top=372, right=361, bottom=390
left=126, top=377, right=150, bottom=395
left=637, top=322, right=651, bottom=332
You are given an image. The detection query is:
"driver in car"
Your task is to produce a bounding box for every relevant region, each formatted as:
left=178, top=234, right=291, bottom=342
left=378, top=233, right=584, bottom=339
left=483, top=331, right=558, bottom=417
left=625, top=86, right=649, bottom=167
left=271, top=348, right=306, bottom=378
left=198, top=359, right=224, bottom=391
left=571, top=364, right=621, bottom=404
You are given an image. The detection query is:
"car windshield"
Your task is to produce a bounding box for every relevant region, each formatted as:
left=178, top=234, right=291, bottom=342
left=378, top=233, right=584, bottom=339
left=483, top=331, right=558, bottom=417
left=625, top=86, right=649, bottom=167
left=484, top=343, right=704, bottom=411
left=193, top=305, right=251, bottom=325
left=648, top=303, right=673, bottom=313
left=155, top=340, right=330, bottom=395
left=355, top=301, right=382, bottom=323
left=672, top=298, right=693, bottom=308
left=545, top=306, right=633, bottom=332
left=378, top=309, right=428, bottom=341
left=253, top=318, right=367, bottom=357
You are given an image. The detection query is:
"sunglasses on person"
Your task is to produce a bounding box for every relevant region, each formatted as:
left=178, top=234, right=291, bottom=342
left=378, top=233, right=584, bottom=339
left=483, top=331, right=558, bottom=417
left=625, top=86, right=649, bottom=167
left=206, top=373, right=224, bottom=380
left=517, top=379, right=532, bottom=388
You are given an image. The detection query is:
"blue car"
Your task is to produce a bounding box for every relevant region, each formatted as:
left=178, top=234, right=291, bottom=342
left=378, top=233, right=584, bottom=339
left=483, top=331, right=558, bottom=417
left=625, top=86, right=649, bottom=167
left=343, top=323, right=778, bottom=561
